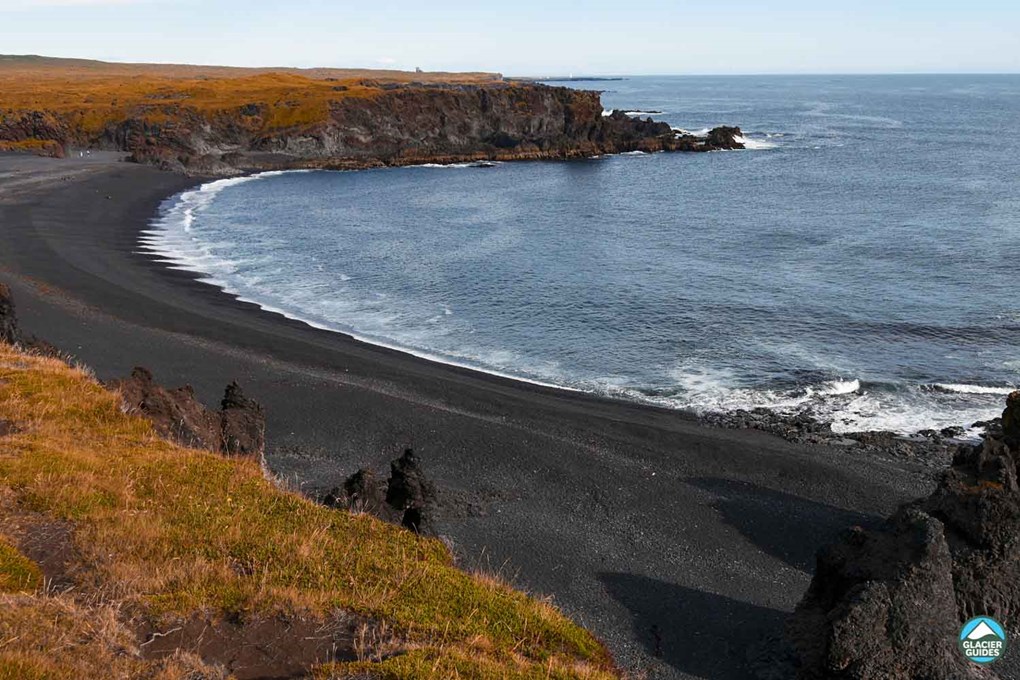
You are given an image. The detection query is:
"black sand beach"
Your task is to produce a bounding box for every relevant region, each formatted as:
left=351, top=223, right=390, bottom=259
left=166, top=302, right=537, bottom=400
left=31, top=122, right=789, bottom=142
left=0, top=153, right=935, bottom=679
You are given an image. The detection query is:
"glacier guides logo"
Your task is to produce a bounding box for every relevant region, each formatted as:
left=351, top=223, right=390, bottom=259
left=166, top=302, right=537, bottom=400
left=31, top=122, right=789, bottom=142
left=959, top=617, right=1007, bottom=665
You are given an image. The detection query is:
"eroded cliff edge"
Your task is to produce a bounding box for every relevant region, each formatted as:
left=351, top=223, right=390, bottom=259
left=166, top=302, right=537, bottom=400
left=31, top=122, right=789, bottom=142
left=0, top=56, right=742, bottom=175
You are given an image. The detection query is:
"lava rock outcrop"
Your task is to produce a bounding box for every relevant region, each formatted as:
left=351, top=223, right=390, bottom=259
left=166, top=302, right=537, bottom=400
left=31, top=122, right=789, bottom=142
left=3, top=79, right=743, bottom=174
left=322, top=448, right=436, bottom=535
left=109, top=367, right=265, bottom=458
left=788, top=393, right=1020, bottom=678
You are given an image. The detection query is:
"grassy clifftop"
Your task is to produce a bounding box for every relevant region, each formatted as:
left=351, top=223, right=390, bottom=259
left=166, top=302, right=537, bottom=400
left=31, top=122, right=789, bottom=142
left=0, top=55, right=501, bottom=147
left=0, top=343, right=616, bottom=679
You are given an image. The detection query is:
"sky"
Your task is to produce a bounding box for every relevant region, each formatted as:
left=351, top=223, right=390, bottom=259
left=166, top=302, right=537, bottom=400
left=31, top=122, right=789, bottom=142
left=1, top=0, right=1018, bottom=76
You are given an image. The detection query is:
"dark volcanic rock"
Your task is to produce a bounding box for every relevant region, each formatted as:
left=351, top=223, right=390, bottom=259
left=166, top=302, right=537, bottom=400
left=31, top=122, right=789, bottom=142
left=0, top=283, right=18, bottom=344
left=789, top=393, right=1020, bottom=679
left=322, top=468, right=386, bottom=515
left=919, top=432, right=1020, bottom=623
left=324, top=449, right=437, bottom=534
left=0, top=419, right=20, bottom=437
left=1004, top=390, right=1020, bottom=447
left=110, top=368, right=265, bottom=458
left=109, top=367, right=222, bottom=450
left=220, top=381, right=265, bottom=456
left=705, top=125, right=745, bottom=150
left=386, top=449, right=436, bottom=536
left=789, top=509, right=969, bottom=679
left=386, top=448, right=434, bottom=513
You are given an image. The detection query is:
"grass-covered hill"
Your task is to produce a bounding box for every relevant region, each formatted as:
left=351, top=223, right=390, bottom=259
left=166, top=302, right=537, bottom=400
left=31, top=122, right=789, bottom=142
left=0, top=343, right=617, bottom=679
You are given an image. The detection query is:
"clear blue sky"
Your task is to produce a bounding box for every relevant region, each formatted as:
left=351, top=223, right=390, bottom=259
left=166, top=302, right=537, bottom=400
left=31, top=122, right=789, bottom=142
left=1, top=0, right=1017, bottom=75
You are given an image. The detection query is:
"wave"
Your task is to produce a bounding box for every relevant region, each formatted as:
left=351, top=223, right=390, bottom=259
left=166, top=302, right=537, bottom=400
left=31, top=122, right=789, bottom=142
left=416, top=161, right=500, bottom=169
left=733, top=134, right=778, bottom=150
left=928, top=383, right=1016, bottom=395
left=656, top=360, right=1007, bottom=436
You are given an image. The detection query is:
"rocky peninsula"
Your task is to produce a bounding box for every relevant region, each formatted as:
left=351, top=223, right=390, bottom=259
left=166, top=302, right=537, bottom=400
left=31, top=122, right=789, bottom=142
left=0, top=55, right=743, bottom=175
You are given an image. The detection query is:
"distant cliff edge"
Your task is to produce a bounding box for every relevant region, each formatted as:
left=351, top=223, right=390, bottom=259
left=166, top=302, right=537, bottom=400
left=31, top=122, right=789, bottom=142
left=0, top=56, right=743, bottom=175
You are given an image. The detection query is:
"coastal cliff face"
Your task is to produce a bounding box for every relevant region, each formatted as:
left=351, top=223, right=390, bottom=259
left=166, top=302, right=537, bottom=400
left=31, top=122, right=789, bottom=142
left=0, top=57, right=742, bottom=174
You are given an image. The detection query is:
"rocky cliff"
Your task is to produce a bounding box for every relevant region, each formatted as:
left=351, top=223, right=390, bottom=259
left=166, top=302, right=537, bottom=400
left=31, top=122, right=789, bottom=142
left=0, top=57, right=743, bottom=174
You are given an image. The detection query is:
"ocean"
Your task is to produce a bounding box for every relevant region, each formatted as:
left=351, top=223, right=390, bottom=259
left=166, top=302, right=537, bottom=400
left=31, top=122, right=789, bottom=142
left=141, top=75, right=1020, bottom=436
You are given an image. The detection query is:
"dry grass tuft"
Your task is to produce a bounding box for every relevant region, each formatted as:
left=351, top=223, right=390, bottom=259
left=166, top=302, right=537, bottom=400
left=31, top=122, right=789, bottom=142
left=0, top=537, right=41, bottom=593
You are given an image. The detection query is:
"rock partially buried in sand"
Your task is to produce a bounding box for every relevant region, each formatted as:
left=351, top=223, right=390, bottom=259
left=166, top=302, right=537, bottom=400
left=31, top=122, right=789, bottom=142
left=386, top=449, right=435, bottom=512
left=323, top=449, right=437, bottom=535
left=788, top=392, right=1020, bottom=679
left=322, top=468, right=385, bottom=514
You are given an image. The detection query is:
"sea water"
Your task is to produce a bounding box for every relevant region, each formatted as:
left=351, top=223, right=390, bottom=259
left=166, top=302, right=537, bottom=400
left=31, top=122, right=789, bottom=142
left=141, top=75, right=1020, bottom=435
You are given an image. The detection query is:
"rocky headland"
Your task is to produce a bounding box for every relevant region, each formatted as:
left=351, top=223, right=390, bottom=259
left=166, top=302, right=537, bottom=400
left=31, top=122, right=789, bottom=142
left=0, top=55, right=743, bottom=176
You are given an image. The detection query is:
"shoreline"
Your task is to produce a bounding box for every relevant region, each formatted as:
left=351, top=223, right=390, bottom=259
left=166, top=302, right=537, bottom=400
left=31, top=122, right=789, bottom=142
left=147, top=165, right=991, bottom=455
left=0, top=153, right=939, bottom=678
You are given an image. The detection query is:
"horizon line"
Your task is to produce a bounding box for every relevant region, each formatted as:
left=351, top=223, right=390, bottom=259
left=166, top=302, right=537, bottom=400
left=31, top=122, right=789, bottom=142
left=3, top=54, right=1018, bottom=78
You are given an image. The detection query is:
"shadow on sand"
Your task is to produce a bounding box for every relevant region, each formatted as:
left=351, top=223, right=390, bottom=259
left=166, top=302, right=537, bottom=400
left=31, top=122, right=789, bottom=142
left=686, top=477, right=879, bottom=572
left=599, top=572, right=787, bottom=679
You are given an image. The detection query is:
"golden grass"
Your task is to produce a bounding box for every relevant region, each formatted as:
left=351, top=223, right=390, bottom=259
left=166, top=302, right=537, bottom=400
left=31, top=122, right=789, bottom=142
left=0, top=537, right=41, bottom=593
left=0, top=55, right=503, bottom=139
left=0, top=344, right=616, bottom=679
left=0, top=594, right=227, bottom=680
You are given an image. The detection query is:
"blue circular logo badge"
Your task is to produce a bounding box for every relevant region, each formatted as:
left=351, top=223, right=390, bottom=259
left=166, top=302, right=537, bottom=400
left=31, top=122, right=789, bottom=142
left=959, top=617, right=1007, bottom=665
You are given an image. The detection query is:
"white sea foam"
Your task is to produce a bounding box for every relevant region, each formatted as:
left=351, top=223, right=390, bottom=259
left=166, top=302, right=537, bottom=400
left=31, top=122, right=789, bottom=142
left=929, top=383, right=1016, bottom=395
left=659, top=358, right=1003, bottom=436
left=808, top=379, right=861, bottom=396
left=141, top=174, right=579, bottom=394
left=416, top=161, right=500, bottom=169
left=733, top=134, right=778, bottom=150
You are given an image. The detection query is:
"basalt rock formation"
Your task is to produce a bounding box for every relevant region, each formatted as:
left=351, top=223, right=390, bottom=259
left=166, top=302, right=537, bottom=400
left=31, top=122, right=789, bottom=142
left=322, top=449, right=436, bottom=535
left=0, top=57, right=744, bottom=174
left=115, top=86, right=744, bottom=174
left=109, top=367, right=265, bottom=458
left=788, top=393, right=1020, bottom=679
